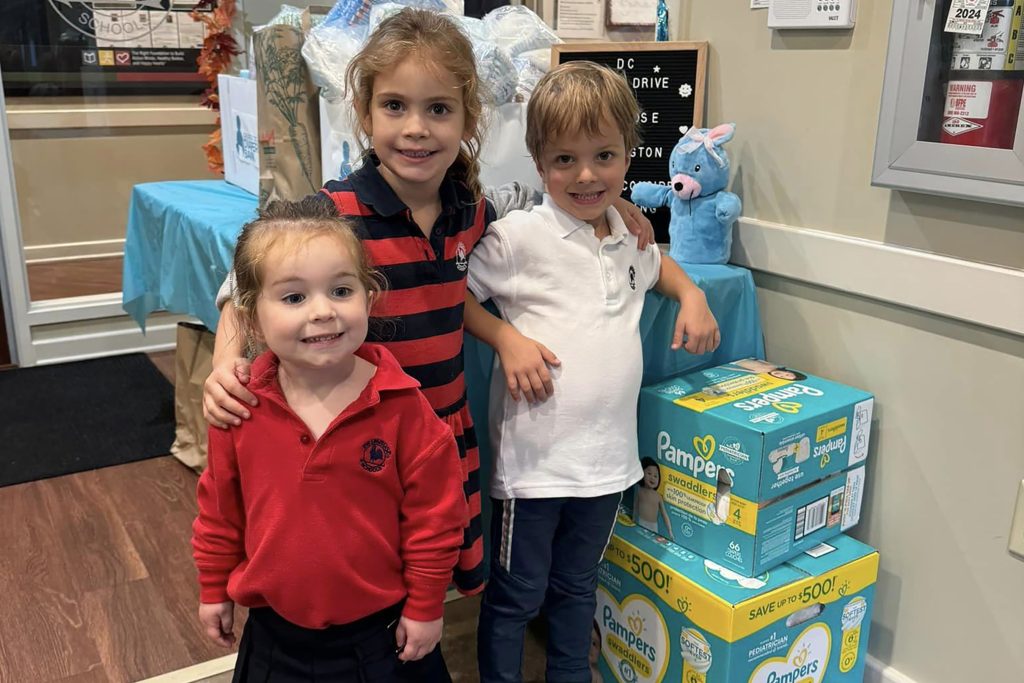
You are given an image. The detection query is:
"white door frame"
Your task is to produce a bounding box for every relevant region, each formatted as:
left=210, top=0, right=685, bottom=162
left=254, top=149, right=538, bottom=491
left=0, top=64, right=34, bottom=366
left=0, top=65, right=185, bottom=367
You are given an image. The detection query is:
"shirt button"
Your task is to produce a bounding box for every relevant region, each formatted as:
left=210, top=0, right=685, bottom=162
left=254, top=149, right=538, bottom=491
left=300, top=434, right=311, bottom=444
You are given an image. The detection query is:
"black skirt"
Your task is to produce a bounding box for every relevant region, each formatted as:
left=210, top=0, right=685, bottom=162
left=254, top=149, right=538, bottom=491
left=232, top=603, right=452, bottom=683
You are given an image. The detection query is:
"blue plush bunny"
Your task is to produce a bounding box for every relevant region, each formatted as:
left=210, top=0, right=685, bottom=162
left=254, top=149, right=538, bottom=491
left=631, top=124, right=741, bottom=264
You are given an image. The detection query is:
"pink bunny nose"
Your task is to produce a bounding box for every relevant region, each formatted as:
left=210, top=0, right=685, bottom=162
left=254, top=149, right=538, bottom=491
left=671, top=173, right=702, bottom=199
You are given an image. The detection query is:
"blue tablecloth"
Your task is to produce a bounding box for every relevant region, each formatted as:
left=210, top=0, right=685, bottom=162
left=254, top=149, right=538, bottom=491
left=123, top=180, right=258, bottom=331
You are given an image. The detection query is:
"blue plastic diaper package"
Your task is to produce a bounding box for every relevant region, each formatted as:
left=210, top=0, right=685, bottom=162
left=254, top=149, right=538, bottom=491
left=595, top=516, right=878, bottom=683
left=632, top=359, right=874, bottom=576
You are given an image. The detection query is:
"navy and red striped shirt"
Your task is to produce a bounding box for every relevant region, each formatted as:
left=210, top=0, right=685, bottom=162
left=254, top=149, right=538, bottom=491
left=321, top=162, right=494, bottom=417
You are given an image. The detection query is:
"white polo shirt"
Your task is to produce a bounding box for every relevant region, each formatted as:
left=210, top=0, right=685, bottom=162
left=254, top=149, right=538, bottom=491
left=468, top=195, right=662, bottom=499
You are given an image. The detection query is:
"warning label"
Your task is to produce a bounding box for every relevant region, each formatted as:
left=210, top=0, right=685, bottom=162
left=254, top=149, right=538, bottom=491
left=944, top=81, right=992, bottom=118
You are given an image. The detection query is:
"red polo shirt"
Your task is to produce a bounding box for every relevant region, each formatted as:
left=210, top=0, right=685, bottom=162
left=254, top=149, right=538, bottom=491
left=192, top=344, right=467, bottom=628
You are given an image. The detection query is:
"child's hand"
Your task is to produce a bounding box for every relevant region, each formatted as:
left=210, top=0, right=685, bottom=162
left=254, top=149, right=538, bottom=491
left=203, top=356, right=256, bottom=429
left=672, top=290, right=720, bottom=355
left=396, top=616, right=442, bottom=662
left=612, top=197, right=656, bottom=250
left=495, top=327, right=561, bottom=403
left=198, top=601, right=236, bottom=647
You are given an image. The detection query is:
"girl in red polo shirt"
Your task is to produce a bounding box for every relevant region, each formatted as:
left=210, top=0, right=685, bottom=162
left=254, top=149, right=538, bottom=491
left=192, top=197, right=466, bottom=682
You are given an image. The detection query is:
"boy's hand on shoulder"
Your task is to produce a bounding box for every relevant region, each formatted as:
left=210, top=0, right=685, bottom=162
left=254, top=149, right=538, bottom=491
left=198, top=601, right=236, bottom=647
left=396, top=615, right=442, bottom=662
left=672, top=289, right=720, bottom=356
left=495, top=326, right=561, bottom=403
left=612, top=196, right=656, bottom=250
left=203, top=356, right=257, bottom=429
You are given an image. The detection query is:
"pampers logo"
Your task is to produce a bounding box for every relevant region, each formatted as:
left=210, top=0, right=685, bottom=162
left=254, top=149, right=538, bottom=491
left=813, top=435, right=847, bottom=460
left=733, top=384, right=824, bottom=412
left=657, top=431, right=735, bottom=482
left=597, top=589, right=668, bottom=683
left=750, top=623, right=831, bottom=683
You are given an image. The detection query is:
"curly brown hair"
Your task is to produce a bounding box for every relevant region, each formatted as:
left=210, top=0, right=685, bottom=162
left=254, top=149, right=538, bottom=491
left=345, top=8, right=485, bottom=200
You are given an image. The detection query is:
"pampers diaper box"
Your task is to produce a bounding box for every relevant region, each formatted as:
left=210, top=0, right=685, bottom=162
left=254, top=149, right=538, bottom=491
left=596, top=516, right=878, bottom=683
left=634, top=360, right=874, bottom=576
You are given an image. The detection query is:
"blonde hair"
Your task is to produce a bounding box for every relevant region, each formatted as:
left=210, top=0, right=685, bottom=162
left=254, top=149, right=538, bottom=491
left=345, top=8, right=485, bottom=200
left=526, top=61, right=642, bottom=162
left=232, top=197, right=384, bottom=352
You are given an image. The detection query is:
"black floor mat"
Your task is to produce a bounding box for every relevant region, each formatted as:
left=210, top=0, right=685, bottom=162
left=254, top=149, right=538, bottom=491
left=0, top=353, right=175, bottom=487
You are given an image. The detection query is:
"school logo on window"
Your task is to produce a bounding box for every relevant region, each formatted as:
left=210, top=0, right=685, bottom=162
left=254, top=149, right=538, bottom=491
left=360, top=439, right=392, bottom=473
left=48, top=2, right=172, bottom=44
left=628, top=265, right=637, bottom=291
left=455, top=242, right=468, bottom=271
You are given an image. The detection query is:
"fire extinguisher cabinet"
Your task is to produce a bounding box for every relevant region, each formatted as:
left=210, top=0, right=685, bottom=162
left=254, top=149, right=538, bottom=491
left=873, top=0, right=1024, bottom=208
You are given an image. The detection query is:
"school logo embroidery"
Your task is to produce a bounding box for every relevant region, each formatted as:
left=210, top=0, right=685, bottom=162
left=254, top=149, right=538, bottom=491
left=628, top=265, right=637, bottom=290
left=360, top=439, right=392, bottom=473
left=455, top=242, right=468, bottom=271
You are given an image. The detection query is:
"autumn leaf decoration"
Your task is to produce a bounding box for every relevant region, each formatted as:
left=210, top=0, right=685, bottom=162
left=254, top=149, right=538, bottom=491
left=191, top=0, right=241, bottom=173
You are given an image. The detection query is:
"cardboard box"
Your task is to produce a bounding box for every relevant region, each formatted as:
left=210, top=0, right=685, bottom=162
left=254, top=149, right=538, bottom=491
left=218, top=74, right=259, bottom=196
left=635, top=359, right=874, bottom=575
left=596, top=517, right=878, bottom=683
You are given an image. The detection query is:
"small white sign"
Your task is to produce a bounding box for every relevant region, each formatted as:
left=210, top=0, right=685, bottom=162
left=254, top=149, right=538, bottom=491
left=944, top=0, right=988, bottom=35
left=557, top=0, right=605, bottom=39
left=751, top=0, right=769, bottom=8
left=942, top=117, right=983, bottom=136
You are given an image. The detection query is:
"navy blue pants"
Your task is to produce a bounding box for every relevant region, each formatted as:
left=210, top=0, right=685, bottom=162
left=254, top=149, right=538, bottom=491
left=477, top=493, right=622, bottom=683
left=232, top=603, right=450, bottom=683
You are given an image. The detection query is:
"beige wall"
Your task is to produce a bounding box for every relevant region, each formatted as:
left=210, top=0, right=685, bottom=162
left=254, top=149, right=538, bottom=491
left=676, top=2, right=1024, bottom=681
left=679, top=0, right=1024, bottom=270
left=8, top=96, right=218, bottom=250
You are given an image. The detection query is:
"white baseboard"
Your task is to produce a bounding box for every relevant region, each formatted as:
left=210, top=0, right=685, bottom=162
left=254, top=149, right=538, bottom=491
left=134, top=654, right=236, bottom=683
left=732, top=217, right=1024, bottom=337
left=12, top=292, right=196, bottom=366
left=23, top=238, right=125, bottom=263
left=866, top=655, right=919, bottom=683
left=30, top=314, right=186, bottom=366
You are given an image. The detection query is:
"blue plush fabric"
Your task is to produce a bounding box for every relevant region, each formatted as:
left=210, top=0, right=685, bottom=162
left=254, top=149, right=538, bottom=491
left=631, top=124, right=742, bottom=265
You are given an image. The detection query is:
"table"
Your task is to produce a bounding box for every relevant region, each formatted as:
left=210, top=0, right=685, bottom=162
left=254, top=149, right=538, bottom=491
left=123, top=180, right=258, bottom=332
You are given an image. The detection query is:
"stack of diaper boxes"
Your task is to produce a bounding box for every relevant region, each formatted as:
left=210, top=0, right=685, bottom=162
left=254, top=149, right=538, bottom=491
left=595, top=360, right=878, bottom=683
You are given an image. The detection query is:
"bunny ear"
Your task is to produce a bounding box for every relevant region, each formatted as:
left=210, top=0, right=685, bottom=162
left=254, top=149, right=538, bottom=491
left=707, top=123, right=735, bottom=146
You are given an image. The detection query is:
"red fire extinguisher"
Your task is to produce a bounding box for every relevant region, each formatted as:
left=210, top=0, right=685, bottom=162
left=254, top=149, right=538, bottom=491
left=939, top=75, right=1023, bottom=149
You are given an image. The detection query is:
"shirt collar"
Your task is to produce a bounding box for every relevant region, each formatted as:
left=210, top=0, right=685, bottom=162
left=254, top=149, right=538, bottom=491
left=249, top=343, right=420, bottom=397
left=348, top=154, right=475, bottom=217
left=538, top=195, right=628, bottom=243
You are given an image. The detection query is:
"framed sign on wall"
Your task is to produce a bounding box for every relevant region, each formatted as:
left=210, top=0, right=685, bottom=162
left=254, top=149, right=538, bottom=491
left=606, top=0, right=658, bottom=28
left=552, top=41, right=708, bottom=242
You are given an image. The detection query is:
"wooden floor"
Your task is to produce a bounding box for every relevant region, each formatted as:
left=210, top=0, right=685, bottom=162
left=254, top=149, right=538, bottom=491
left=0, top=350, right=547, bottom=683
left=0, top=353, right=244, bottom=683
left=26, top=256, right=123, bottom=301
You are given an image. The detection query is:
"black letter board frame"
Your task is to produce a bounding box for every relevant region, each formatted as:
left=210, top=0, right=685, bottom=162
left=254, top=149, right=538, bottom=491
left=552, top=42, right=708, bottom=244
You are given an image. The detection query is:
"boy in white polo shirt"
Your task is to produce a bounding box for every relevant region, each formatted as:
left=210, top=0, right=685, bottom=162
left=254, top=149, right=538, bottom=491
left=466, top=61, right=720, bottom=683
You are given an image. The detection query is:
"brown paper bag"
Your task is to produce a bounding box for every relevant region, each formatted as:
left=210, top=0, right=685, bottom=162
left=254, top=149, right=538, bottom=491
left=171, top=322, right=216, bottom=473
left=254, top=24, right=322, bottom=208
